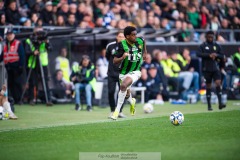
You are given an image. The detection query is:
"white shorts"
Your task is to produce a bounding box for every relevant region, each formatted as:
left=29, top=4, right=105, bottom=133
left=119, top=71, right=141, bottom=88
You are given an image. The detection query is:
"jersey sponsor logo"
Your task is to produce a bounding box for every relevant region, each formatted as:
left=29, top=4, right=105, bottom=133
left=205, top=46, right=209, bottom=50
left=128, top=52, right=142, bottom=62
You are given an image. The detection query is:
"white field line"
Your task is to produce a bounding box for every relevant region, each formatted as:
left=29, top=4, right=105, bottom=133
left=0, top=109, right=238, bottom=133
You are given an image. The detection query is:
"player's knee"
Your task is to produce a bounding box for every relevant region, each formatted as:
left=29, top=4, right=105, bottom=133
left=120, top=84, right=128, bottom=91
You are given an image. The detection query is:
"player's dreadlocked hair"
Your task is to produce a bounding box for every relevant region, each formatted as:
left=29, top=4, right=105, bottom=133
left=124, top=26, right=136, bottom=38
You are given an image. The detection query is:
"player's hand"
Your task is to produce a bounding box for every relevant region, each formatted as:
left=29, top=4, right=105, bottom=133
left=34, top=50, right=39, bottom=55
left=210, top=53, right=217, bottom=60
left=122, top=52, right=129, bottom=59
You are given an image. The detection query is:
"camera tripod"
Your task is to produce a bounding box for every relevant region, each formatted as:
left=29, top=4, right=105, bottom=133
left=20, top=55, right=49, bottom=104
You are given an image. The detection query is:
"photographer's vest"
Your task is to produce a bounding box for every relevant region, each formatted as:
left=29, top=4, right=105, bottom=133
left=232, top=52, right=240, bottom=73
left=26, top=38, right=48, bottom=68
left=72, top=64, right=97, bottom=92
left=3, top=39, right=20, bottom=64
left=160, top=60, right=175, bottom=77
left=167, top=59, right=181, bottom=77
left=56, top=56, right=70, bottom=82
left=177, top=54, right=188, bottom=67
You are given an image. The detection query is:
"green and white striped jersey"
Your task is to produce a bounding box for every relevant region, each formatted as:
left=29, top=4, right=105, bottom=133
left=115, top=37, right=144, bottom=75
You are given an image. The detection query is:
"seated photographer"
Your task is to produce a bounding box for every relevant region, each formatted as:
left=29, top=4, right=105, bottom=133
left=0, top=84, right=18, bottom=120
left=51, top=69, right=72, bottom=100
left=24, top=26, right=53, bottom=106
left=70, top=55, right=96, bottom=111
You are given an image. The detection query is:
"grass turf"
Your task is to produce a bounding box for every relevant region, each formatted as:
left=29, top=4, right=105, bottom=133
left=0, top=102, right=240, bottom=160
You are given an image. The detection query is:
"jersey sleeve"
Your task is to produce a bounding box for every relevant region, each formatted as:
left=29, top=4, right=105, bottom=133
left=114, top=42, right=124, bottom=58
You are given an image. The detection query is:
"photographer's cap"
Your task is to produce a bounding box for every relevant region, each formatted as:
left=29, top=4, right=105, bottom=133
left=6, top=28, right=14, bottom=34
left=82, top=55, right=90, bottom=60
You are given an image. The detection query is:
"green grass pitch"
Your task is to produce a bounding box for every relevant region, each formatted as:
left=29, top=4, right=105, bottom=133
left=0, top=101, right=240, bottom=160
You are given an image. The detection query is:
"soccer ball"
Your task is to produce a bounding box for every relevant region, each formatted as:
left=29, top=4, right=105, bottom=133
left=169, top=111, right=184, bottom=126
left=143, top=103, right=154, bottom=113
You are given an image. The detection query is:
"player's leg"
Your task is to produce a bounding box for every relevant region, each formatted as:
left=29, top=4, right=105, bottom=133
left=3, top=101, right=17, bottom=119
left=111, top=76, right=132, bottom=120
left=108, top=76, right=117, bottom=117
left=125, top=88, right=136, bottom=115
left=204, top=72, right=213, bottom=111
left=214, top=71, right=226, bottom=110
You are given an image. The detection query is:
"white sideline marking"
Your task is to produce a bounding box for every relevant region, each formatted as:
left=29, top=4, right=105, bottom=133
left=0, top=109, right=238, bottom=133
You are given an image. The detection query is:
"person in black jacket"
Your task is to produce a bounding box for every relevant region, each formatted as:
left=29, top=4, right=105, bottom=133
left=106, top=30, right=126, bottom=118
left=197, top=31, right=226, bottom=111
left=5, top=0, right=21, bottom=25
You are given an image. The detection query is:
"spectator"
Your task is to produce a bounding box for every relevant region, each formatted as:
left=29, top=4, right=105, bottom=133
left=178, top=21, right=191, bottom=42
left=177, top=48, right=200, bottom=92
left=56, top=15, right=65, bottom=26
left=96, top=48, right=108, bottom=80
left=144, top=63, right=164, bottom=103
left=55, top=47, right=71, bottom=83
left=187, top=5, right=200, bottom=29
left=169, top=52, right=194, bottom=92
left=57, top=3, right=69, bottom=22
left=144, top=16, right=155, bottom=28
left=76, top=2, right=85, bottom=22
left=41, top=1, right=54, bottom=25
left=232, top=48, right=240, bottom=76
left=70, top=55, right=96, bottom=111
left=69, top=3, right=77, bottom=16
left=52, top=69, right=72, bottom=100
left=5, top=0, right=21, bottom=25
left=102, top=5, right=115, bottom=28
left=82, top=14, right=95, bottom=28
left=0, top=0, right=4, bottom=13
left=30, top=12, right=40, bottom=27
left=207, top=16, right=220, bottom=31
left=0, top=12, right=7, bottom=26
left=66, top=14, right=78, bottom=27
left=199, top=5, right=210, bottom=29
left=133, top=9, right=147, bottom=28
left=160, top=51, right=182, bottom=93
left=116, top=19, right=127, bottom=29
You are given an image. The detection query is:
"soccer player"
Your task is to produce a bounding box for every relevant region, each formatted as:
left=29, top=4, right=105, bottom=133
left=0, top=84, right=18, bottom=119
left=111, top=26, right=147, bottom=120
left=106, top=30, right=126, bottom=118
left=197, top=31, right=226, bottom=111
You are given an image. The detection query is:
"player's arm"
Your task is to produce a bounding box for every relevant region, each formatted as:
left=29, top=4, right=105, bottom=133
left=113, top=42, right=128, bottom=64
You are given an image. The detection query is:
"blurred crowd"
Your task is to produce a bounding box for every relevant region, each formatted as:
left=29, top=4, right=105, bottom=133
left=1, top=0, right=240, bottom=41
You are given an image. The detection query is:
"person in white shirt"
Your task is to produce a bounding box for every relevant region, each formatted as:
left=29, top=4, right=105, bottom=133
left=96, top=48, right=109, bottom=80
